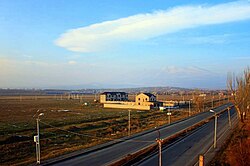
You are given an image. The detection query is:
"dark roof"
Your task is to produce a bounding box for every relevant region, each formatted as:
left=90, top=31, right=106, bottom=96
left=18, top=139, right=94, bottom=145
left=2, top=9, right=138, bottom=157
left=101, top=92, right=127, bottom=95
left=142, top=93, right=156, bottom=98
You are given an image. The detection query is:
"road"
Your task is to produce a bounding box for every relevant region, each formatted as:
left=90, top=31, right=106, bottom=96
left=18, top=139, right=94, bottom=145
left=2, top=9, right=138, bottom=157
left=137, top=106, right=237, bottom=166
left=47, top=103, right=232, bottom=166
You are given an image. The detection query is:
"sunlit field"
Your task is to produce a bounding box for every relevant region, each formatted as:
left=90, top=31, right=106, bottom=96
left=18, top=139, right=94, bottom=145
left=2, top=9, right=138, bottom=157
left=0, top=94, right=226, bottom=165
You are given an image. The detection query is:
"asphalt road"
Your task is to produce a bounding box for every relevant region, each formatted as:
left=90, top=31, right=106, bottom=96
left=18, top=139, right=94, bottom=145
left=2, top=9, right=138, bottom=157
left=49, top=103, right=232, bottom=166
left=137, top=106, right=237, bottom=166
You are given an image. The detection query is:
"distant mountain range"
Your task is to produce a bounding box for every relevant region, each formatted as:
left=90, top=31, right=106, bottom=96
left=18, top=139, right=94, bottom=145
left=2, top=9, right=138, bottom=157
left=0, top=86, right=226, bottom=96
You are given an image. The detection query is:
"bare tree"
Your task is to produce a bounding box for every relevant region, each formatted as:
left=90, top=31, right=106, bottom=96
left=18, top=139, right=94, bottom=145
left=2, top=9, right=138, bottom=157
left=193, top=89, right=204, bottom=113
left=227, top=67, right=250, bottom=122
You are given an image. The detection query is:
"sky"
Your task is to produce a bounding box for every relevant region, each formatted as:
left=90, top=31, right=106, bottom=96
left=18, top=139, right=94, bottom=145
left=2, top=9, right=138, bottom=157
left=0, top=0, right=250, bottom=89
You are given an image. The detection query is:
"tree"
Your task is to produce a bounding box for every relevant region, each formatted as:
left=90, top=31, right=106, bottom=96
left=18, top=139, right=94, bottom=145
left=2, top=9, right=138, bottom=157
left=227, top=67, right=250, bottom=122
left=193, top=90, right=205, bottom=113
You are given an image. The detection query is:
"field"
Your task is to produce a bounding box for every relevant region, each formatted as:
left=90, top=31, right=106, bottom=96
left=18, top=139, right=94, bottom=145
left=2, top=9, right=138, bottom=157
left=0, top=94, right=225, bottom=165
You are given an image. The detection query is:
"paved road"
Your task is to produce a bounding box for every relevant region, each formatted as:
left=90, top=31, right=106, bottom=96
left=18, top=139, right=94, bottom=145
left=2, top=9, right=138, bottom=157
left=137, top=107, right=237, bottom=166
left=49, top=103, right=232, bottom=166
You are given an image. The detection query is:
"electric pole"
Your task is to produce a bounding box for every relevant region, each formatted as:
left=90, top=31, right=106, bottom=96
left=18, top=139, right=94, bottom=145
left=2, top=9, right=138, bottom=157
left=214, top=115, right=217, bottom=148
left=189, top=100, right=191, bottom=117
left=210, top=110, right=217, bottom=148
left=34, top=113, right=44, bottom=164
left=156, top=128, right=163, bottom=166
left=156, top=139, right=163, bottom=166
left=228, top=107, right=232, bottom=129
left=212, top=95, right=214, bottom=108
left=128, top=110, right=131, bottom=136
left=167, top=108, right=171, bottom=124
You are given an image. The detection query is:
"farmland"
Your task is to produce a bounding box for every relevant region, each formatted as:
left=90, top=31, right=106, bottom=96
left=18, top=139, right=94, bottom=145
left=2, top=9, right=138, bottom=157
left=0, top=94, right=224, bottom=165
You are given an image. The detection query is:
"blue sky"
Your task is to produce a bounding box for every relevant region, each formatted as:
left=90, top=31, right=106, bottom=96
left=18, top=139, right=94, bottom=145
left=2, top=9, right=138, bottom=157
left=0, top=0, right=250, bottom=89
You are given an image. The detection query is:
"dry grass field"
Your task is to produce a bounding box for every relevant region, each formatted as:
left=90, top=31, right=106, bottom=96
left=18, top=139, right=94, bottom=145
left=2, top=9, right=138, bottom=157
left=0, top=94, right=225, bottom=165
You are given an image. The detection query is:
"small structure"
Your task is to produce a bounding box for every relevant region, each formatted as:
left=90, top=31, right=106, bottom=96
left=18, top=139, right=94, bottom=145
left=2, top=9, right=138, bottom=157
left=162, top=100, right=189, bottom=109
left=199, top=94, right=207, bottom=97
left=162, top=101, right=179, bottom=107
left=100, top=92, right=128, bottom=103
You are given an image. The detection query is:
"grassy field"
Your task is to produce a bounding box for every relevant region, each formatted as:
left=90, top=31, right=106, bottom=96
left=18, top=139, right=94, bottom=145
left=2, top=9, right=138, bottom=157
left=0, top=94, right=225, bottom=165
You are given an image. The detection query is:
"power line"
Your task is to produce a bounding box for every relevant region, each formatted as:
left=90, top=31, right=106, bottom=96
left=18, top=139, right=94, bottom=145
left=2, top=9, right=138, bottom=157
left=40, top=121, right=99, bottom=139
left=40, top=120, right=155, bottom=143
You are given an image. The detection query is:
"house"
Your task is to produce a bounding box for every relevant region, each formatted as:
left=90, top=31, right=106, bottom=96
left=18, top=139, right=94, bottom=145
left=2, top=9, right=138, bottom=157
left=135, top=93, right=162, bottom=108
left=100, top=92, right=128, bottom=103
left=101, top=92, right=162, bottom=110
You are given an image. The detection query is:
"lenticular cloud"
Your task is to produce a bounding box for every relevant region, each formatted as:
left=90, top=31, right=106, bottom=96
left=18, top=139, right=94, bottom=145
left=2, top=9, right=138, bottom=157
left=55, top=1, right=250, bottom=53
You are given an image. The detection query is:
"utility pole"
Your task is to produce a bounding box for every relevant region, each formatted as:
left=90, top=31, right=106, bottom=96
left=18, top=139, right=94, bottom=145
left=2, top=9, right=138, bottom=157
left=36, top=118, right=41, bottom=164
left=212, top=95, right=214, bottom=108
left=210, top=110, right=217, bottom=148
left=156, top=139, right=163, bottom=166
left=203, top=97, right=205, bottom=112
left=189, top=100, right=191, bottom=117
left=167, top=108, right=171, bottom=124
left=214, top=115, right=217, bottom=148
left=219, top=95, right=221, bottom=106
left=34, top=113, right=44, bottom=164
left=155, top=128, right=163, bottom=166
left=128, top=110, right=131, bottom=136
left=228, top=107, right=232, bottom=129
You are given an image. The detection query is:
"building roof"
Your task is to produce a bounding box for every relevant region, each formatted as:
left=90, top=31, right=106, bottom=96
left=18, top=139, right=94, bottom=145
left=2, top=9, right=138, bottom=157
left=101, top=92, right=127, bottom=95
left=140, top=93, right=156, bottom=98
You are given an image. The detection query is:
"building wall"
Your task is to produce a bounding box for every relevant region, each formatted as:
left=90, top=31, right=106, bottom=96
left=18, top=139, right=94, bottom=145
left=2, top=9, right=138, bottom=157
left=100, top=92, right=128, bottom=103
left=100, top=94, right=106, bottom=103
left=163, top=101, right=178, bottom=107
left=136, top=93, right=149, bottom=106
left=101, top=92, right=158, bottom=110
left=135, top=93, right=156, bottom=106
left=103, top=103, right=151, bottom=110
left=101, top=101, right=135, bottom=104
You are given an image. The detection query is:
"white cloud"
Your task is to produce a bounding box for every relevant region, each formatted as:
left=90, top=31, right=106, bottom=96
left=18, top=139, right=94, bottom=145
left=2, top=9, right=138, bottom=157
left=55, top=1, right=250, bottom=52
left=162, top=66, right=213, bottom=75
left=68, top=60, right=77, bottom=65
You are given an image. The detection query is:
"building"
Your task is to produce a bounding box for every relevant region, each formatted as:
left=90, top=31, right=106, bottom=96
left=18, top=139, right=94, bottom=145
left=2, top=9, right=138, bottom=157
left=101, top=92, right=162, bottom=110
left=100, top=92, right=128, bottom=103
left=162, top=100, right=179, bottom=107
left=136, top=93, right=156, bottom=105
left=135, top=93, right=162, bottom=108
